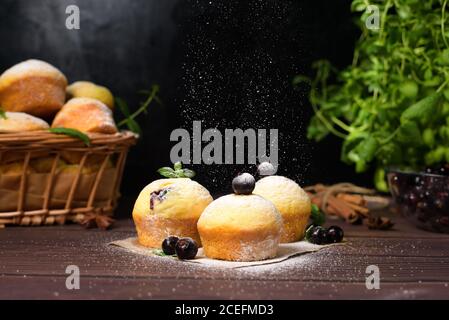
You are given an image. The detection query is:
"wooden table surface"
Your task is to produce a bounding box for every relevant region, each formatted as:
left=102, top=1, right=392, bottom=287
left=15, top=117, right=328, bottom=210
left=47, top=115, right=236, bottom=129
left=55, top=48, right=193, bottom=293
left=1, top=215, right=448, bottom=300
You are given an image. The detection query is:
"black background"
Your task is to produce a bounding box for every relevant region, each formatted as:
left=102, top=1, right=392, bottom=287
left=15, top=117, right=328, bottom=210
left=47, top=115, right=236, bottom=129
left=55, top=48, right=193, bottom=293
left=0, top=0, right=371, bottom=216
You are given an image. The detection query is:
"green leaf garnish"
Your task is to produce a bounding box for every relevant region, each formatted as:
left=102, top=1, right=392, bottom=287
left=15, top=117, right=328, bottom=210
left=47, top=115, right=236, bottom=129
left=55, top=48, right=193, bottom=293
left=310, top=204, right=325, bottom=226
left=152, top=249, right=174, bottom=257
left=115, top=97, right=130, bottom=117
left=181, top=169, right=196, bottom=178
left=49, top=128, right=91, bottom=146
left=304, top=224, right=315, bottom=242
left=173, top=161, right=182, bottom=171
left=117, top=84, right=160, bottom=135
left=157, top=162, right=196, bottom=179
left=157, top=167, right=178, bottom=178
left=0, top=106, right=7, bottom=120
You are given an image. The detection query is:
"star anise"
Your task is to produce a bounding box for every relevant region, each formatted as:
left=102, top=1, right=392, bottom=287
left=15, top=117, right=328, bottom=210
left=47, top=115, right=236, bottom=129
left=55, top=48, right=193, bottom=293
left=79, top=213, right=114, bottom=230
left=366, top=216, right=394, bottom=230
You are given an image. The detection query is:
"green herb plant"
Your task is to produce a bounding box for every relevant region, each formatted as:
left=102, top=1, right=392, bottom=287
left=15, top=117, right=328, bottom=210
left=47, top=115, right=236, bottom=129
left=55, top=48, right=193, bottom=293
left=158, top=161, right=196, bottom=179
left=0, top=106, right=7, bottom=120
left=49, top=127, right=91, bottom=146
left=296, top=0, right=449, bottom=191
left=152, top=249, right=175, bottom=257
left=116, top=84, right=161, bottom=135
left=310, top=204, right=326, bottom=226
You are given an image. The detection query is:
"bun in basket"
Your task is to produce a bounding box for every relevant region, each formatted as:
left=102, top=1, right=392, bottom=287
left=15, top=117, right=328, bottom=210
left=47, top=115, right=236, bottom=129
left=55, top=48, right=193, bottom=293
left=0, top=59, right=67, bottom=118
left=52, top=97, right=117, bottom=134
left=0, top=112, right=50, bottom=133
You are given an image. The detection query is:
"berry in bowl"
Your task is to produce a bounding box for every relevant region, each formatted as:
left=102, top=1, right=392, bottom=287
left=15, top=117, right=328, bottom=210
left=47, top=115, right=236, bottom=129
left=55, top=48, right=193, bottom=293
left=387, top=164, right=449, bottom=233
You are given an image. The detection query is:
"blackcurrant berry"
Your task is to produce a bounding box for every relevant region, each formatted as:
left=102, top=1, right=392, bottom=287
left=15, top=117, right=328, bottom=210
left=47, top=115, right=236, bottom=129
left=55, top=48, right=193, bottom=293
left=175, top=237, right=198, bottom=260
left=326, top=226, right=344, bottom=243
left=309, top=226, right=327, bottom=245
left=161, top=236, right=179, bottom=255
left=232, top=173, right=255, bottom=195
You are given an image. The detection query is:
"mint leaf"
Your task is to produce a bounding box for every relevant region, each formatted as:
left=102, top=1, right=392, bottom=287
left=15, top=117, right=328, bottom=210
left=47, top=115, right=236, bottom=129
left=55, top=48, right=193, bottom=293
left=157, top=167, right=177, bottom=178
left=401, top=93, right=441, bottom=124
left=49, top=128, right=91, bottom=146
left=173, top=161, right=182, bottom=171
left=181, top=169, right=196, bottom=178
left=152, top=249, right=174, bottom=257
left=304, top=224, right=315, bottom=241
left=0, top=107, right=7, bottom=120
left=124, top=118, right=142, bottom=135
left=310, top=204, right=325, bottom=226
left=397, top=121, right=422, bottom=145
left=157, top=162, right=196, bottom=179
left=116, top=97, right=130, bottom=117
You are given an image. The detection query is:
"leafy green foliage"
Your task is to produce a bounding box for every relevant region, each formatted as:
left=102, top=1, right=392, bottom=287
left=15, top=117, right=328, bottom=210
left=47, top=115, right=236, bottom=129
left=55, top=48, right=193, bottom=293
left=152, top=249, right=174, bottom=257
left=304, top=224, right=315, bottom=241
left=296, top=0, right=449, bottom=189
left=310, top=204, right=326, bottom=226
left=49, top=127, right=91, bottom=146
left=116, top=84, right=160, bottom=135
left=157, top=161, right=196, bottom=179
left=0, top=106, right=7, bottom=120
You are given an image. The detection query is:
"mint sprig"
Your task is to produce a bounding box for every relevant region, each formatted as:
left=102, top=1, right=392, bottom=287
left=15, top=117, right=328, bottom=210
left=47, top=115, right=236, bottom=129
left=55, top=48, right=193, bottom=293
left=0, top=106, right=7, bottom=120
left=117, top=84, right=160, bottom=135
left=304, top=224, right=315, bottom=242
left=310, top=204, right=326, bottom=226
left=49, top=127, right=91, bottom=146
left=157, top=161, right=196, bottom=179
left=152, top=249, right=175, bottom=257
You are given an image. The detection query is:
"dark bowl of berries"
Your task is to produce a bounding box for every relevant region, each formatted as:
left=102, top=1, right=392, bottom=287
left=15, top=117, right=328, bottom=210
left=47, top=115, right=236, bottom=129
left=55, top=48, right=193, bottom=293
left=387, top=164, right=449, bottom=233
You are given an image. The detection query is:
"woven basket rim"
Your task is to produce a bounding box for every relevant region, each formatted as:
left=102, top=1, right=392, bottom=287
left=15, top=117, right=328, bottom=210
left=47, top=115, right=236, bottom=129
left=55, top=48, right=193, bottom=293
left=0, top=130, right=138, bottom=147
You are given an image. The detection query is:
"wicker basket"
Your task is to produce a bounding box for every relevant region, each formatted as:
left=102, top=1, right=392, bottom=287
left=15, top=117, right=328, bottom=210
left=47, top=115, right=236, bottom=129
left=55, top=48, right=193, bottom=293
left=0, top=130, right=137, bottom=228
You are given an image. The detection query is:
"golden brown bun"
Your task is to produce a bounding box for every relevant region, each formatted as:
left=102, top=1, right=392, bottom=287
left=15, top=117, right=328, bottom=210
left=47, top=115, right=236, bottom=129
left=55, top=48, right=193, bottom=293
left=0, top=112, right=49, bottom=133
left=132, top=178, right=213, bottom=248
left=29, top=157, right=65, bottom=173
left=253, top=176, right=311, bottom=243
left=0, top=162, right=34, bottom=175
left=197, top=194, right=283, bottom=261
left=66, top=81, right=114, bottom=109
left=52, top=97, right=117, bottom=134
left=0, top=59, right=67, bottom=118
left=59, top=151, right=111, bottom=166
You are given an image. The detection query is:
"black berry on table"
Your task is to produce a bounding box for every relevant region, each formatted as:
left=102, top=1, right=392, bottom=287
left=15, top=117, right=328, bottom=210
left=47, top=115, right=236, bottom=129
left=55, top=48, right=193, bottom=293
left=161, top=236, right=179, bottom=255
left=175, top=237, right=198, bottom=260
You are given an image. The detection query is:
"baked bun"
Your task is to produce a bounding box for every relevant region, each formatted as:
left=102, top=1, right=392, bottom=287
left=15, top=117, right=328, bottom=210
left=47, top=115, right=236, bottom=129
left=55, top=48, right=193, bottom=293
left=197, top=194, right=283, bottom=261
left=253, top=176, right=311, bottom=243
left=29, top=157, right=66, bottom=173
left=67, top=81, right=114, bottom=109
left=0, top=162, right=34, bottom=175
left=0, top=59, right=67, bottom=118
left=132, top=178, right=213, bottom=248
left=52, top=97, right=117, bottom=134
left=0, top=112, right=49, bottom=132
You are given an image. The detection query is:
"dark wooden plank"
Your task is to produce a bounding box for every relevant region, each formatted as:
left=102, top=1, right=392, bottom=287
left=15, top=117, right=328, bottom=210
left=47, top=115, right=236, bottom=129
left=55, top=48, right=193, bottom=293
left=1, top=234, right=449, bottom=282
left=1, top=275, right=448, bottom=300
left=1, top=216, right=449, bottom=299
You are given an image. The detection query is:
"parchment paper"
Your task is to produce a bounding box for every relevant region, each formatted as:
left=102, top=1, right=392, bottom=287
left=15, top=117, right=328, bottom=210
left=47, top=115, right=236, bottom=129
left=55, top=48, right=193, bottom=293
left=109, top=237, right=340, bottom=269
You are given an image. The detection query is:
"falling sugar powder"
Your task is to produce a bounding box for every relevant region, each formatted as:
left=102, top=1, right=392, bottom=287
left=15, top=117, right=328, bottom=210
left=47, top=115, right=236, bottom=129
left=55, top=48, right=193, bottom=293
left=174, top=0, right=310, bottom=192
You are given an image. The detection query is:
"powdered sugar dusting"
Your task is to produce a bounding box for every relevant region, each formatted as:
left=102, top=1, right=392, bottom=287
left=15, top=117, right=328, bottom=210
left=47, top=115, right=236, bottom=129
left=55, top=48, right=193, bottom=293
left=0, top=59, right=67, bottom=88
